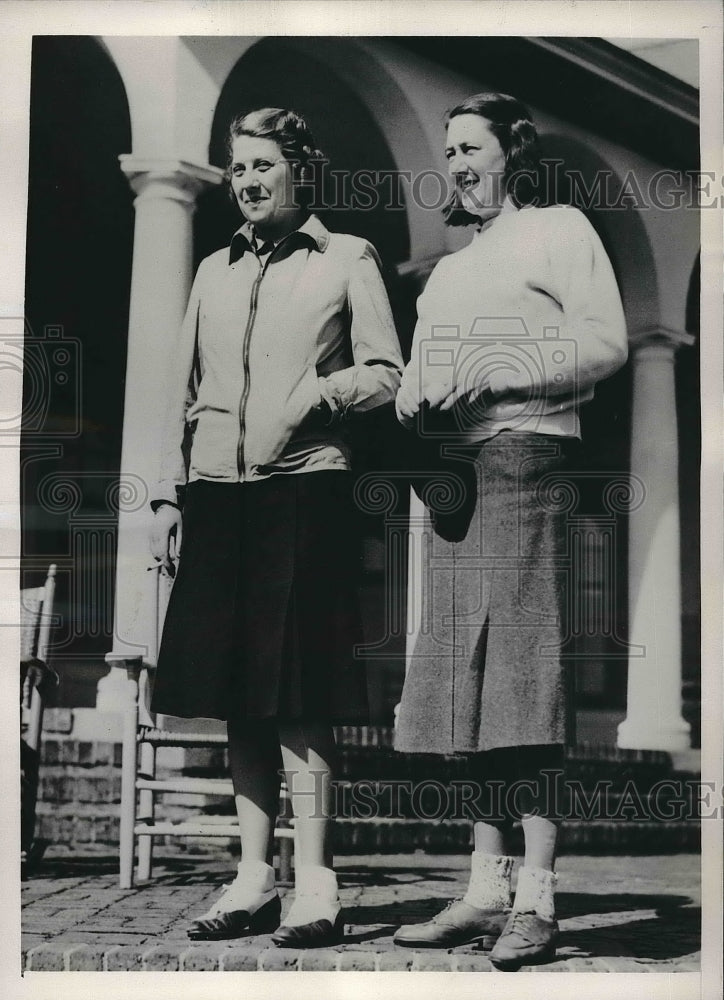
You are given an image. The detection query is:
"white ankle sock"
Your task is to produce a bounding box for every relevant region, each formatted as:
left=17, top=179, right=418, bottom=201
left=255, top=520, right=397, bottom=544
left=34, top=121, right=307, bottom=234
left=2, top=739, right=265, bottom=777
left=282, top=864, right=340, bottom=927
left=201, top=860, right=275, bottom=917
left=513, top=865, right=557, bottom=921
left=462, top=852, right=514, bottom=910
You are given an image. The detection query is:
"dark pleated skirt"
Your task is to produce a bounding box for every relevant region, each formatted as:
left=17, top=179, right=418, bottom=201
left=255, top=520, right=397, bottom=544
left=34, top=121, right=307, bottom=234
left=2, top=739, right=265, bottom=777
left=395, top=431, right=577, bottom=755
left=151, top=471, right=368, bottom=723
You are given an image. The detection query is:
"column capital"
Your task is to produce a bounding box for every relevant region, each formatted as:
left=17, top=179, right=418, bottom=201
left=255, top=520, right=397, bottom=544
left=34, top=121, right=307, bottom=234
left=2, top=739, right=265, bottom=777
left=119, top=156, right=225, bottom=203
left=629, top=324, right=696, bottom=352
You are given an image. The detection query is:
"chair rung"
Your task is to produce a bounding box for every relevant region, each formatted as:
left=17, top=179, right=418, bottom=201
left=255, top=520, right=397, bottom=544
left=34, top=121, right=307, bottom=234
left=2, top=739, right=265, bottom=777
left=137, top=778, right=234, bottom=794
left=139, top=729, right=228, bottom=746
left=134, top=821, right=294, bottom=838
left=135, top=778, right=289, bottom=800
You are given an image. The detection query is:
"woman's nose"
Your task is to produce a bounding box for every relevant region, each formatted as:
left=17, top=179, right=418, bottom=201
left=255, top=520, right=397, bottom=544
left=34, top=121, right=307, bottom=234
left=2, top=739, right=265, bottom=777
left=238, top=168, right=261, bottom=189
left=448, top=153, right=466, bottom=176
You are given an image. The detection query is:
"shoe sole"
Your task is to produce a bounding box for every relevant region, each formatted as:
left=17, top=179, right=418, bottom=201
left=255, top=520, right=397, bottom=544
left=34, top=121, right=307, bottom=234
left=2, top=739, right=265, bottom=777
left=490, top=944, right=557, bottom=971
left=273, top=930, right=344, bottom=949
left=187, top=903, right=281, bottom=941
left=187, top=922, right=280, bottom=942
left=272, top=915, right=345, bottom=949
left=394, top=933, right=499, bottom=951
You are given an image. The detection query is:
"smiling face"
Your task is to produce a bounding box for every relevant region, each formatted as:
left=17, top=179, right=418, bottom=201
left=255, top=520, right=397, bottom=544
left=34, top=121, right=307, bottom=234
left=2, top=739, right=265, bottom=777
left=230, top=134, right=302, bottom=241
left=445, top=114, right=507, bottom=223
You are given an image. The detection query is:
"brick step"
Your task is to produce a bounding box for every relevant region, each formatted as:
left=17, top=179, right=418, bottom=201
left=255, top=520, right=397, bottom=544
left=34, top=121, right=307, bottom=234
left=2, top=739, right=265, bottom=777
left=333, top=727, right=678, bottom=765
left=335, top=750, right=676, bottom=786
left=34, top=807, right=700, bottom=856
left=333, top=817, right=700, bottom=854
left=37, top=764, right=704, bottom=809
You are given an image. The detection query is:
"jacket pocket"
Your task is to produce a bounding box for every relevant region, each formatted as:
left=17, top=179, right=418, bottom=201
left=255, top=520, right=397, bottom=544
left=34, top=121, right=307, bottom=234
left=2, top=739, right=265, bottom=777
left=282, top=364, right=324, bottom=433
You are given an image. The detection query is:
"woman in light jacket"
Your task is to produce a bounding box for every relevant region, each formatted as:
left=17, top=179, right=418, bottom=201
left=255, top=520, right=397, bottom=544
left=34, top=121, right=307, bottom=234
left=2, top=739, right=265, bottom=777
left=150, top=107, right=403, bottom=948
left=394, top=92, right=627, bottom=969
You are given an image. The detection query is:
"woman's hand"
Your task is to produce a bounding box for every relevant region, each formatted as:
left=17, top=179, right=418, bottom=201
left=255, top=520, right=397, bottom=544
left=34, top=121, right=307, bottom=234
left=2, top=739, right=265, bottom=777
left=395, top=379, right=422, bottom=428
left=422, top=371, right=455, bottom=409
left=438, top=383, right=497, bottom=413
left=150, top=503, right=183, bottom=577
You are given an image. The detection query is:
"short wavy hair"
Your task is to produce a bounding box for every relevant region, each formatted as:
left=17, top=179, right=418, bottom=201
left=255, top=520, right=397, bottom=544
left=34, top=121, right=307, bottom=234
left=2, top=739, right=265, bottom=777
left=226, top=107, right=325, bottom=208
left=443, top=92, right=541, bottom=226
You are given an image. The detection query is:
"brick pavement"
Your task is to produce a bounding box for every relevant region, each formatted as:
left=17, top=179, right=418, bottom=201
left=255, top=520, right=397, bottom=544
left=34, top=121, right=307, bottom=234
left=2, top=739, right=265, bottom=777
left=21, top=853, right=700, bottom=973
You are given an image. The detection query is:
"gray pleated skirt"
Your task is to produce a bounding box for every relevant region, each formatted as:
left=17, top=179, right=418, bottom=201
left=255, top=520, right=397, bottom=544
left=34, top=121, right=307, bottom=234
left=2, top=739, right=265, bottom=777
left=395, top=431, right=576, bottom=755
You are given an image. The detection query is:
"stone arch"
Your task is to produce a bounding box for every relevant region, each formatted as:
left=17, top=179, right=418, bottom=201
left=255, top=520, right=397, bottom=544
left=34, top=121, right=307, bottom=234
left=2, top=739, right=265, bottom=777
left=25, top=36, right=134, bottom=705
left=678, top=250, right=701, bottom=745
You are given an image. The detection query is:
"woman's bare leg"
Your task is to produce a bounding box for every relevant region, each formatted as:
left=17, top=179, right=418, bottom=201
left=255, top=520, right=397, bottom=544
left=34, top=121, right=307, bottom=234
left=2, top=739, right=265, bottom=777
left=510, top=747, right=562, bottom=923
left=187, top=718, right=281, bottom=938
left=271, top=722, right=342, bottom=942
left=521, top=815, right=557, bottom=871
left=465, top=751, right=515, bottom=909
left=473, top=821, right=508, bottom=855
left=515, top=744, right=562, bottom=873
left=278, top=722, right=336, bottom=869
left=227, top=716, right=283, bottom=863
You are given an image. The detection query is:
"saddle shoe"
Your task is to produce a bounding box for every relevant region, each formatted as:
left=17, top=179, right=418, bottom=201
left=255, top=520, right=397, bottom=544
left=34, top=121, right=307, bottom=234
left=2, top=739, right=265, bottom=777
left=490, top=909, right=559, bottom=970
left=394, top=899, right=510, bottom=949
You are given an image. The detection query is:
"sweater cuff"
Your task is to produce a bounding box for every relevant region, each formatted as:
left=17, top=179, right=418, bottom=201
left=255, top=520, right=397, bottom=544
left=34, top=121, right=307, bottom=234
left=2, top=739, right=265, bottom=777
left=317, top=376, right=343, bottom=425
left=151, top=482, right=186, bottom=512
left=151, top=499, right=181, bottom=513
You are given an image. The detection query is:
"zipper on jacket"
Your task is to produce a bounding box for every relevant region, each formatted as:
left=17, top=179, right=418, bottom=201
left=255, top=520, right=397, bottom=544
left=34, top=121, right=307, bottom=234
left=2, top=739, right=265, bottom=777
left=237, top=252, right=275, bottom=478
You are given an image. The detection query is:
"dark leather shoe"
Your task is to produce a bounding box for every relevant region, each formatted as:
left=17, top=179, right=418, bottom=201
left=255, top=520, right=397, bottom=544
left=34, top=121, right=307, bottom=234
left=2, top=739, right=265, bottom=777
left=272, top=910, right=345, bottom=949
left=187, top=893, right=281, bottom=941
left=490, top=910, right=558, bottom=970
left=394, top=899, right=510, bottom=949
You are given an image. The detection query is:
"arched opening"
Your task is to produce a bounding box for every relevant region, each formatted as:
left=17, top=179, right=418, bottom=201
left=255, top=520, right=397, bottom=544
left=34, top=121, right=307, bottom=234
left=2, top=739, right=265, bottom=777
left=679, top=253, right=700, bottom=747
left=23, top=36, right=133, bottom=706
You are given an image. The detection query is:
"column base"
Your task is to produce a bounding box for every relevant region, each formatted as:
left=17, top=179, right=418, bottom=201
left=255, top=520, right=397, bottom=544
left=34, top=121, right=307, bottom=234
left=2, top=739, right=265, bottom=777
left=96, top=653, right=143, bottom=713
left=617, top=716, right=691, bottom=752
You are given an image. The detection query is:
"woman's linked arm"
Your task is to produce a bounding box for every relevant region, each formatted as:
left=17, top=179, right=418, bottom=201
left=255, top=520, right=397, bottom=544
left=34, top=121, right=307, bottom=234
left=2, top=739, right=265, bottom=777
left=438, top=208, right=628, bottom=413
left=537, top=206, right=628, bottom=396
left=318, top=244, right=404, bottom=420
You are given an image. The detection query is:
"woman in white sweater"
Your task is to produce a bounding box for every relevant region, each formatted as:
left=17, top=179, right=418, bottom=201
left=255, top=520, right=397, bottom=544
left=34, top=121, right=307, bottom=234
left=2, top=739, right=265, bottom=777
left=394, top=93, right=628, bottom=969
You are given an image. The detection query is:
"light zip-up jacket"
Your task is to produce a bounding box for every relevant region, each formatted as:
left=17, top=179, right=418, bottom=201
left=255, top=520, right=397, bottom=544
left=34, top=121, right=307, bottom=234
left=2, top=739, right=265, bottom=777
left=154, top=215, right=403, bottom=507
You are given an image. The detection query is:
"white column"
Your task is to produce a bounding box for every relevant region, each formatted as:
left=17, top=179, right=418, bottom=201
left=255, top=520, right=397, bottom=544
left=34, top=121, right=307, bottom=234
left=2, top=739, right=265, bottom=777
left=617, top=326, right=694, bottom=751
left=99, top=159, right=222, bottom=707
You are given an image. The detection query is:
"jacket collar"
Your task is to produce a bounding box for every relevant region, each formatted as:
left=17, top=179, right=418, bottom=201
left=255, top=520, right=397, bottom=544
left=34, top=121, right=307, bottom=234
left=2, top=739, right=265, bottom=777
left=229, top=213, right=330, bottom=265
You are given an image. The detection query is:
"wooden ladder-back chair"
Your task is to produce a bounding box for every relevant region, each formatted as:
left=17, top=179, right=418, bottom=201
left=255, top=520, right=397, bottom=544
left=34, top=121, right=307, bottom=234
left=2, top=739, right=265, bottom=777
left=118, top=566, right=294, bottom=889
left=20, top=563, right=59, bottom=870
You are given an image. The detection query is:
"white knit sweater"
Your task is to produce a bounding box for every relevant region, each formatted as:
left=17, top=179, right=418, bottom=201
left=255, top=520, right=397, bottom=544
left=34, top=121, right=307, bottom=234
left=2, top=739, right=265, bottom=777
left=399, top=202, right=628, bottom=440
